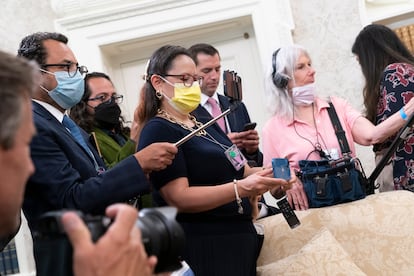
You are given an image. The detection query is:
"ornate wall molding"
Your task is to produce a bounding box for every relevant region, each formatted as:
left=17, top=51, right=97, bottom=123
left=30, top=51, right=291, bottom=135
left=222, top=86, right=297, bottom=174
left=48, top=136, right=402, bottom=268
left=52, top=0, right=206, bottom=30
left=361, top=0, right=414, bottom=27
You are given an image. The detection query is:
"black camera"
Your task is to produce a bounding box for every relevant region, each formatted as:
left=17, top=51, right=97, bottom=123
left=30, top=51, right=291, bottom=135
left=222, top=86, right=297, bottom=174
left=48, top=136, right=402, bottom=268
left=32, top=207, right=185, bottom=275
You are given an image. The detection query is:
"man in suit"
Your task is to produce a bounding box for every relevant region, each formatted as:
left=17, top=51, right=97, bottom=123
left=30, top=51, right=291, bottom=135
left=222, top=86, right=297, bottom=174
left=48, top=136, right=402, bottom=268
left=17, top=32, right=177, bottom=227
left=0, top=50, right=157, bottom=275
left=189, top=43, right=263, bottom=167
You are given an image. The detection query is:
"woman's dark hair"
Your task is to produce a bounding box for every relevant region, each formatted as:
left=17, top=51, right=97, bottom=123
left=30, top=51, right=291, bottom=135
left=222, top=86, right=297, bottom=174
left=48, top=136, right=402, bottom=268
left=137, top=45, right=192, bottom=126
left=352, top=24, right=414, bottom=122
left=70, top=72, right=128, bottom=134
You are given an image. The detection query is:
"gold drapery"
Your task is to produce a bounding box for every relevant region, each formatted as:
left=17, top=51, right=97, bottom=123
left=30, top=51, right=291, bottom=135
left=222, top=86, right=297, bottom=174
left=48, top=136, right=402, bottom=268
left=394, top=24, right=414, bottom=53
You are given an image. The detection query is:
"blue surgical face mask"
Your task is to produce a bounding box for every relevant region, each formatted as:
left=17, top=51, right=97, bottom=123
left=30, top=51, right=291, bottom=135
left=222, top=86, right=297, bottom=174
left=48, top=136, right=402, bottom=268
left=40, top=70, right=85, bottom=109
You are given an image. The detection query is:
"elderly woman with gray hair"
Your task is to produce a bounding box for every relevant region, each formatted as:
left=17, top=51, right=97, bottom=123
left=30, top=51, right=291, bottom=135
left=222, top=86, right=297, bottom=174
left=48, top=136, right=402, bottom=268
left=262, top=44, right=414, bottom=210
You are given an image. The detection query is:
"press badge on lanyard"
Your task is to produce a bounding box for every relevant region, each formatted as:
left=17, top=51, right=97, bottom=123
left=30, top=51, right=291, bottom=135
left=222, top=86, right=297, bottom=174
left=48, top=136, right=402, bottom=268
left=225, top=144, right=247, bottom=171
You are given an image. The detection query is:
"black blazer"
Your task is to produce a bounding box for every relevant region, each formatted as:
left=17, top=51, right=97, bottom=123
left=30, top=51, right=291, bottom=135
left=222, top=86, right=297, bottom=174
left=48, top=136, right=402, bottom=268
left=192, top=94, right=263, bottom=166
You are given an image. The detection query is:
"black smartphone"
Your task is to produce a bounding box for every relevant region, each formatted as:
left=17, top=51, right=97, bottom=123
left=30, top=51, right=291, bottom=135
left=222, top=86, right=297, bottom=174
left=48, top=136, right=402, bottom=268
left=243, top=122, right=257, bottom=131
left=272, top=158, right=291, bottom=180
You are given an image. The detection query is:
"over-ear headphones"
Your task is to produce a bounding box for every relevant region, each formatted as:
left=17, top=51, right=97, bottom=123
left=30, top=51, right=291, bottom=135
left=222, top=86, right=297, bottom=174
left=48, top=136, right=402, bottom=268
left=271, top=48, right=290, bottom=89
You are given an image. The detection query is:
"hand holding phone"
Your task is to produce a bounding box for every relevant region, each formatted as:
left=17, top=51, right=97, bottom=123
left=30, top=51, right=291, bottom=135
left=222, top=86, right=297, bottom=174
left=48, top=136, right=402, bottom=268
left=272, top=158, right=291, bottom=180
left=243, top=122, right=257, bottom=131
left=271, top=158, right=300, bottom=229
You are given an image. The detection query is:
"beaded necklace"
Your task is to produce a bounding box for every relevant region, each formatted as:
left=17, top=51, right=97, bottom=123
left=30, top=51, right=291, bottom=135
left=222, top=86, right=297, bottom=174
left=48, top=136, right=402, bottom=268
left=157, top=109, right=206, bottom=136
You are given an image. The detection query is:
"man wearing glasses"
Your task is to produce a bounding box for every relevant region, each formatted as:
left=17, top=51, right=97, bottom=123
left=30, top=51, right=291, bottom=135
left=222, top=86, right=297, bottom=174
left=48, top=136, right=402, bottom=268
left=17, top=32, right=177, bottom=274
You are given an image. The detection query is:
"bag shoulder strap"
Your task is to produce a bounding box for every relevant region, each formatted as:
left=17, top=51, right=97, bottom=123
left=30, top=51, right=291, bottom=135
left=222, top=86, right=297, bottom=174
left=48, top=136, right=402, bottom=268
left=327, top=102, right=351, bottom=155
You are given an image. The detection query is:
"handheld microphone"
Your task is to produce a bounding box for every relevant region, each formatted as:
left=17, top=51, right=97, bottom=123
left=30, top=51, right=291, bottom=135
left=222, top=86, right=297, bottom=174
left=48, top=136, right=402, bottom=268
left=272, top=189, right=301, bottom=229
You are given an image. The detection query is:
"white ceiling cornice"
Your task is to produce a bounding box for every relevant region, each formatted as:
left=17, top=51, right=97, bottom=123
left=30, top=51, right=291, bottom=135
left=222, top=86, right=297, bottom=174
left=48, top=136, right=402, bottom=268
left=52, top=0, right=206, bottom=30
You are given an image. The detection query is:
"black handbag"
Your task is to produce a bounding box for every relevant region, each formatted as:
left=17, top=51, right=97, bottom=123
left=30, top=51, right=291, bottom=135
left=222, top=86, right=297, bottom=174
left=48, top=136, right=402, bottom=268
left=299, top=102, right=371, bottom=208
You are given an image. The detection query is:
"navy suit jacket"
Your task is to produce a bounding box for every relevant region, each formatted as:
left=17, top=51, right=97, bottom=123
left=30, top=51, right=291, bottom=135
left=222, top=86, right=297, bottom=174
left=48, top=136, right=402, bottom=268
left=24, top=102, right=149, bottom=227
left=192, top=94, right=263, bottom=166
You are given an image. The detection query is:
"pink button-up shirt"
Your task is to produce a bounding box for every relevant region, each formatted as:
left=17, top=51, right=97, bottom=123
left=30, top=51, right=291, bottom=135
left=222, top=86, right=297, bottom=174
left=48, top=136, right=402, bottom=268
left=262, top=96, right=362, bottom=171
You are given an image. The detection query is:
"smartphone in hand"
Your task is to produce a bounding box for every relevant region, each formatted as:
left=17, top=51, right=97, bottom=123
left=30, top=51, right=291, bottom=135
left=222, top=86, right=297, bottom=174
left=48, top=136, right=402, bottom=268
left=271, top=157, right=300, bottom=229
left=272, top=158, right=291, bottom=180
left=243, top=122, right=257, bottom=131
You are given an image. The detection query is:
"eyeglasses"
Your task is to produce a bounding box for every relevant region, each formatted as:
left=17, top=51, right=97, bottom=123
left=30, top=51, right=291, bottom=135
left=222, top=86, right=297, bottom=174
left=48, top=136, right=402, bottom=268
left=162, top=74, right=203, bottom=87
left=87, top=94, right=124, bottom=105
left=40, top=62, right=88, bottom=78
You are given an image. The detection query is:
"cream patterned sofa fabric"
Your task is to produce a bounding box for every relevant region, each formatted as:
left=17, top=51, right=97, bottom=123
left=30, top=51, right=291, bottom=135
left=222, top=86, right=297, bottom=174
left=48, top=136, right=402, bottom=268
left=257, top=191, right=414, bottom=275
left=257, top=228, right=366, bottom=276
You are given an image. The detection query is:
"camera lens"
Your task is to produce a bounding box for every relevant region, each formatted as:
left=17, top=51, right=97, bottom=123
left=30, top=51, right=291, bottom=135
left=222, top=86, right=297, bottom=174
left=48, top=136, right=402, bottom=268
left=137, top=207, right=185, bottom=273
left=32, top=207, right=186, bottom=275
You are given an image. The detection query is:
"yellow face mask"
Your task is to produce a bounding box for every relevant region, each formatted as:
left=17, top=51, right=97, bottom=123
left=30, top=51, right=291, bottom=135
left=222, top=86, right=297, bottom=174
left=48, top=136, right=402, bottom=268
left=170, top=82, right=201, bottom=114
left=160, top=76, right=201, bottom=114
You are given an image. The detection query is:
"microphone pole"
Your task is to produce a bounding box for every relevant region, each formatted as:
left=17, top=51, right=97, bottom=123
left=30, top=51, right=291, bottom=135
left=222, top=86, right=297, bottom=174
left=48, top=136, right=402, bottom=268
left=368, top=113, right=414, bottom=186
left=174, top=108, right=231, bottom=147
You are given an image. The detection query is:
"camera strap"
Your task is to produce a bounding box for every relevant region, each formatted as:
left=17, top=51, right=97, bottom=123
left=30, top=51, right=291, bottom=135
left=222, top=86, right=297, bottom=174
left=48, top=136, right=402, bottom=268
left=327, top=101, right=351, bottom=156
left=327, top=101, right=370, bottom=193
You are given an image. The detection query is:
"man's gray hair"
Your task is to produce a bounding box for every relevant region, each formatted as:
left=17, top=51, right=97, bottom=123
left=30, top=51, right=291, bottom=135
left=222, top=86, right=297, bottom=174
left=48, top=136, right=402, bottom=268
left=0, top=51, right=39, bottom=149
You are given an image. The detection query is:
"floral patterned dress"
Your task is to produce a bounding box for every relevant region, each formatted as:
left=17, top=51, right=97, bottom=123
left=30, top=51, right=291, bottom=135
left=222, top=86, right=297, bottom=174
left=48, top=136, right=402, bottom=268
left=375, top=63, right=414, bottom=190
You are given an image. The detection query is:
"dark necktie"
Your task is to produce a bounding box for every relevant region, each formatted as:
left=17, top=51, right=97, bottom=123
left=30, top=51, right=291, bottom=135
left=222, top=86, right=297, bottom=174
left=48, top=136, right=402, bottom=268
left=207, top=97, right=226, bottom=132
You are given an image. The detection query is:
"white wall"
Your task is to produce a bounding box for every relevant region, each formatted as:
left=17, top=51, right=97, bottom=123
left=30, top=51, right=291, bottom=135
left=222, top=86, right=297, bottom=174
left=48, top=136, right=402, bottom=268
left=290, top=0, right=374, bottom=174
left=1, top=0, right=56, bottom=54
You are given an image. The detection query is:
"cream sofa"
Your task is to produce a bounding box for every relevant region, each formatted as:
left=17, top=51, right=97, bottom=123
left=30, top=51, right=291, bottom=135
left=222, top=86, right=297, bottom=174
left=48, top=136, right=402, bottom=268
left=257, top=190, right=414, bottom=275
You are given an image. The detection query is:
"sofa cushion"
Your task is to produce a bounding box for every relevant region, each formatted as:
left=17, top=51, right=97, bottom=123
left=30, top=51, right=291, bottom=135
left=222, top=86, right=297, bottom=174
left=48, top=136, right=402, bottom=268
left=257, top=228, right=366, bottom=276
left=257, top=191, right=414, bottom=274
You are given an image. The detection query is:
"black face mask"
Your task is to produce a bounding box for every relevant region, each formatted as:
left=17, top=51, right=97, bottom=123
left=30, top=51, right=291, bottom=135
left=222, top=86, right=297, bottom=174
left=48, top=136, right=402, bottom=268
left=94, top=100, right=122, bottom=129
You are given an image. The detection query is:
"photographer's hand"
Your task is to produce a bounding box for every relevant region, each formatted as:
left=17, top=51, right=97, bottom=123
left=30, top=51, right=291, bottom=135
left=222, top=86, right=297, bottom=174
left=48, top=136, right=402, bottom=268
left=62, top=204, right=157, bottom=276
